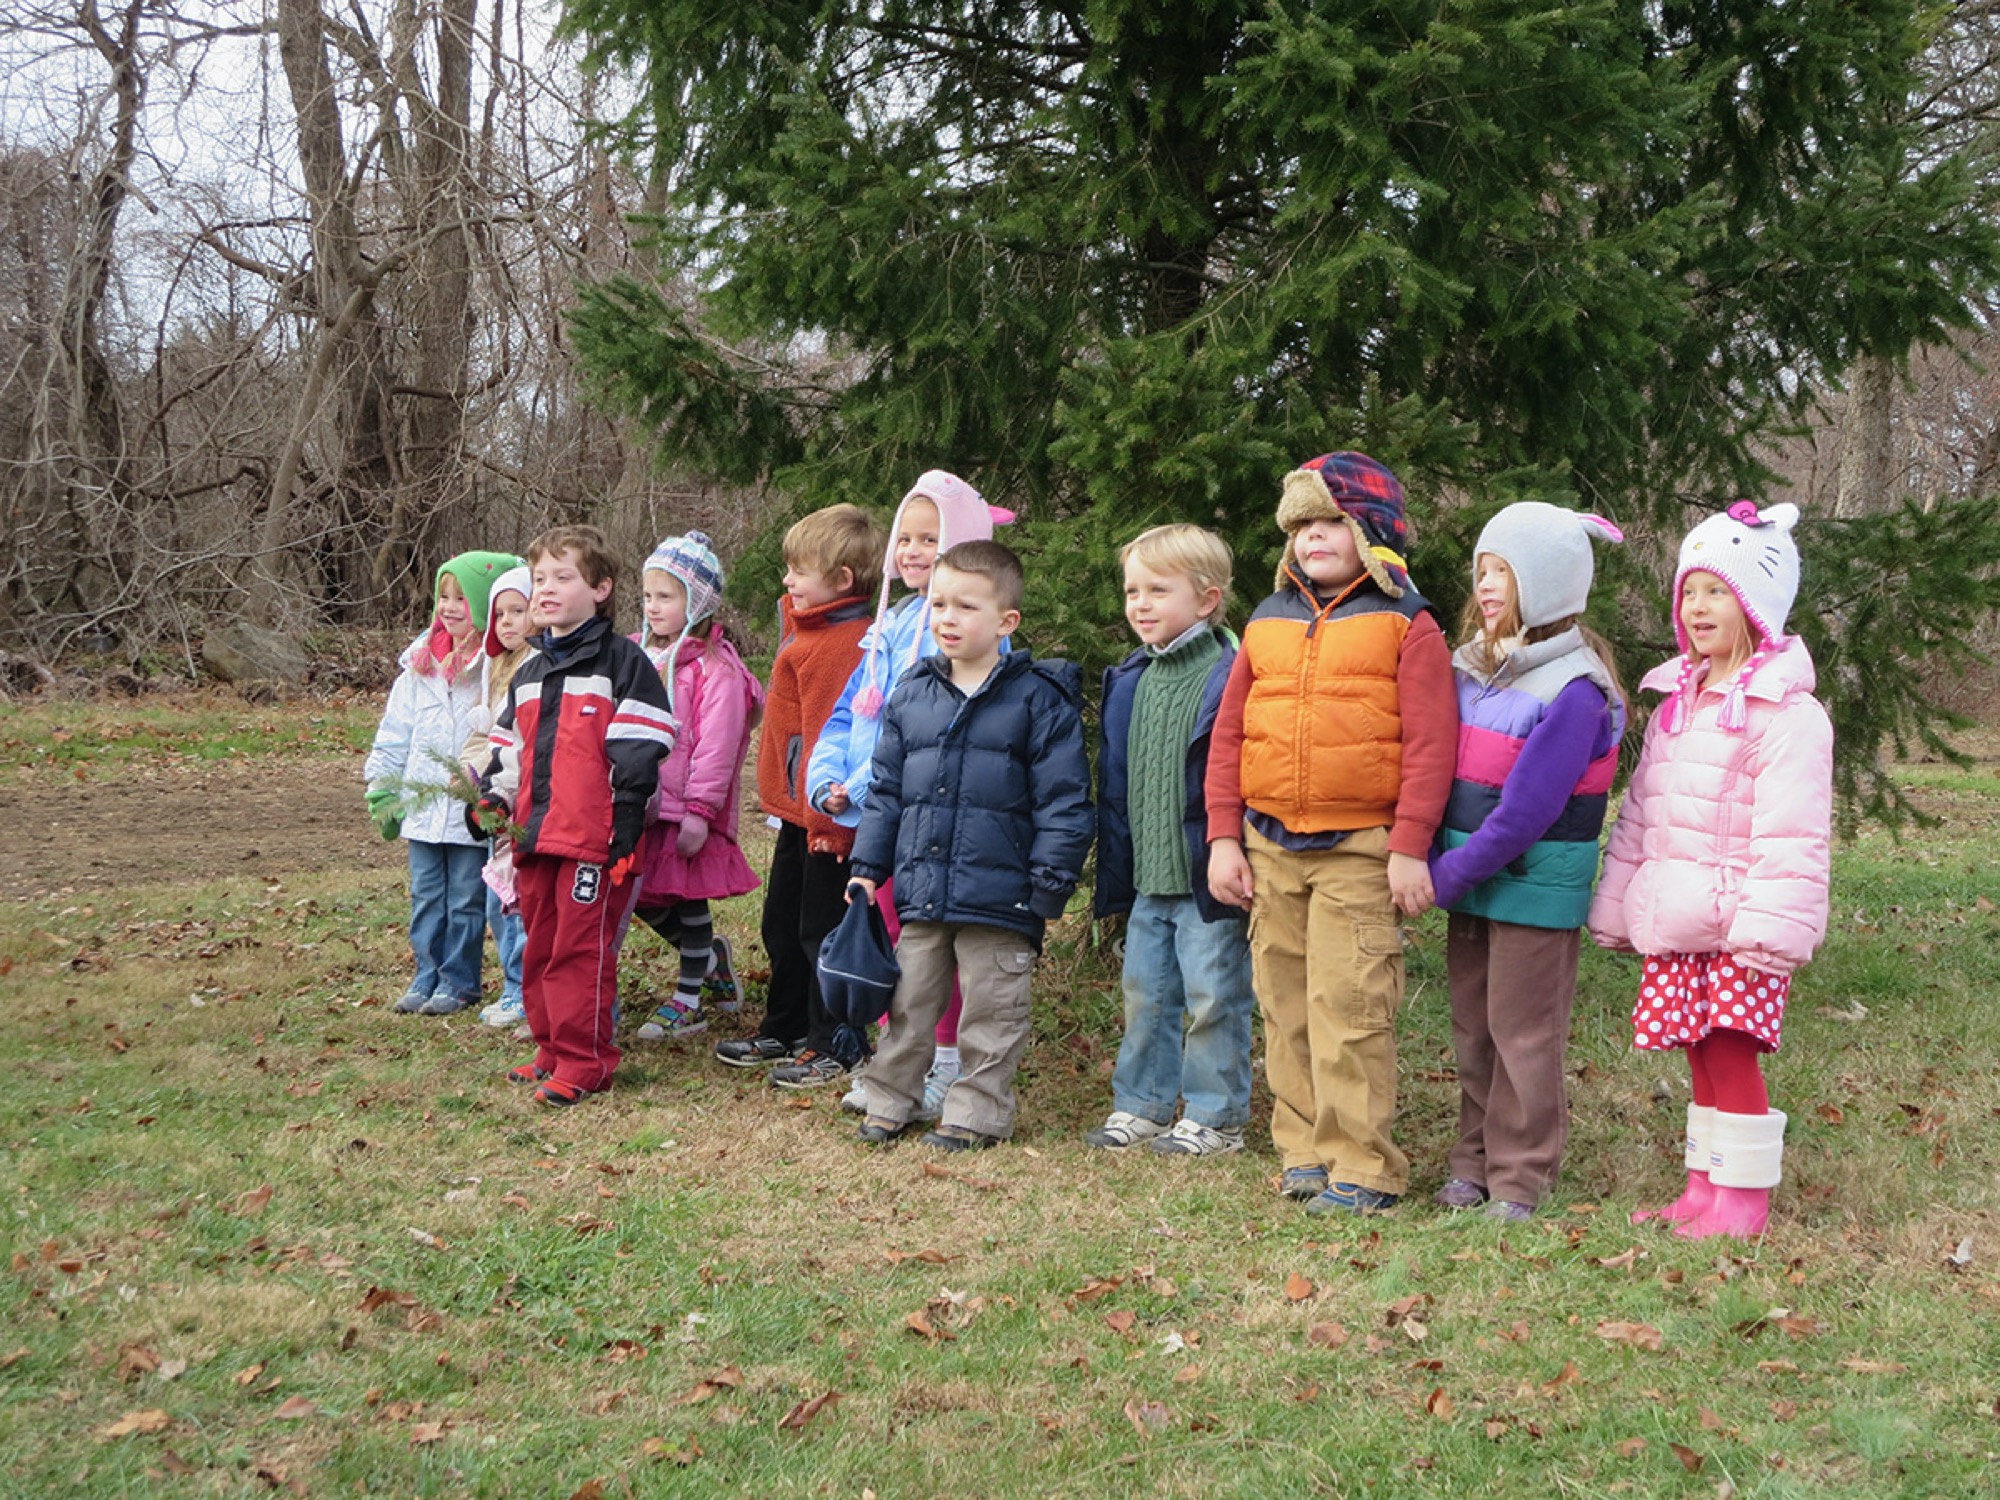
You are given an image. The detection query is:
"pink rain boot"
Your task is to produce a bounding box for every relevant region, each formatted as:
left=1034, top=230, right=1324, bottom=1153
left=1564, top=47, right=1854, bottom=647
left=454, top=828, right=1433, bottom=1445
left=1675, top=1109, right=1784, bottom=1241
left=1632, top=1105, right=1715, bottom=1225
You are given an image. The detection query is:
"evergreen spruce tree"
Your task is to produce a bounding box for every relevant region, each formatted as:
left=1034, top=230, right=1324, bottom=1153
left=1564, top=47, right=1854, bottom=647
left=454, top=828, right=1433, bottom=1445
left=563, top=0, right=2000, bottom=818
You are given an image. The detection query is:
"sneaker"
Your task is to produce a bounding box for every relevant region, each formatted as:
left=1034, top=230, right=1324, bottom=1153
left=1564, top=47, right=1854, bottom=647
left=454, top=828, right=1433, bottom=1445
left=1149, top=1119, right=1245, bottom=1157
left=1484, top=1199, right=1533, bottom=1223
left=418, top=991, right=475, bottom=1016
left=1433, top=1177, right=1490, bottom=1210
left=505, top=1061, right=551, bottom=1085
left=480, top=993, right=526, bottom=1028
left=839, top=1072, right=870, bottom=1115
left=769, top=1050, right=848, bottom=1089
left=916, top=1060, right=958, bottom=1122
left=534, top=1077, right=597, bottom=1108
left=393, top=986, right=430, bottom=1013
left=1083, top=1111, right=1169, bottom=1150
left=856, top=1116, right=912, bottom=1145
left=1280, top=1166, right=1330, bottom=1200
left=1303, top=1182, right=1401, bottom=1216
left=714, top=1036, right=800, bottom=1068
left=922, top=1124, right=1000, bottom=1152
left=635, top=996, right=707, bottom=1042
left=702, top=935, right=743, bottom=1014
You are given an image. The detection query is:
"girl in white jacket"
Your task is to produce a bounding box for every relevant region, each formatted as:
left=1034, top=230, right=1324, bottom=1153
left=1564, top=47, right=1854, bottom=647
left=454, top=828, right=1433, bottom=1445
left=364, top=551, right=521, bottom=1014
left=1589, top=504, right=1832, bottom=1241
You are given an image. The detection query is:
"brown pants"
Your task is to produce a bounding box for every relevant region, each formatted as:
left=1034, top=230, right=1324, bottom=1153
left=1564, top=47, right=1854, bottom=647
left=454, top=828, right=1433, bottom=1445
left=1245, top=824, right=1406, bottom=1194
left=1445, top=913, right=1581, bottom=1207
left=864, top=921, right=1038, bottom=1138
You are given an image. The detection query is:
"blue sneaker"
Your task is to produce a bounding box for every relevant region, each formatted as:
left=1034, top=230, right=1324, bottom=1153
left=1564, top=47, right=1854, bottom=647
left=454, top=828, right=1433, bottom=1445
left=1279, top=1166, right=1329, bottom=1200
left=418, top=991, right=476, bottom=1015
left=393, top=986, right=430, bottom=1013
left=1303, top=1182, right=1401, bottom=1216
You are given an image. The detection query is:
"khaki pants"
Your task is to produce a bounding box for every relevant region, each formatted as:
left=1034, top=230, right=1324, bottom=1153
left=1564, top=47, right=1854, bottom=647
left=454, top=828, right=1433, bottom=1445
left=1245, top=824, right=1407, bottom=1193
left=864, top=921, right=1038, bottom=1138
left=1445, top=914, right=1580, bottom=1207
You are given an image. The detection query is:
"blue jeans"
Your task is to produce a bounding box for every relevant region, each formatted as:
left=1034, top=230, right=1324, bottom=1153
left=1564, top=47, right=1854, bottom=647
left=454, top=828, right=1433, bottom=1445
left=487, top=885, right=525, bottom=1002
left=408, top=840, right=487, bottom=1000
left=1111, top=894, right=1255, bottom=1130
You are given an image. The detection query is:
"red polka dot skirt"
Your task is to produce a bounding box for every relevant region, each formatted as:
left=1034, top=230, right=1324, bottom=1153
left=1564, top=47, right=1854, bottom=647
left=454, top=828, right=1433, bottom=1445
left=1631, top=951, right=1788, bottom=1053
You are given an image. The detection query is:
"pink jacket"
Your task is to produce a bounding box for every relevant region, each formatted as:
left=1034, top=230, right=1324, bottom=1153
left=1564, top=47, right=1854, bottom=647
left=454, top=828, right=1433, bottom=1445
left=1588, top=635, right=1832, bottom=975
left=641, top=631, right=764, bottom=833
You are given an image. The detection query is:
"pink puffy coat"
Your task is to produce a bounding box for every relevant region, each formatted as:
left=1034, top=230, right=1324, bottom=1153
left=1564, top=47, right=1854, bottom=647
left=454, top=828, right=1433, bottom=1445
left=1588, top=635, right=1832, bottom=975
left=635, top=630, right=765, bottom=904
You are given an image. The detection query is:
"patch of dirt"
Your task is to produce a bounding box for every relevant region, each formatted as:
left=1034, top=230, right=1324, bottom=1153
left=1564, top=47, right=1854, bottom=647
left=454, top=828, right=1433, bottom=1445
left=0, top=754, right=399, bottom=901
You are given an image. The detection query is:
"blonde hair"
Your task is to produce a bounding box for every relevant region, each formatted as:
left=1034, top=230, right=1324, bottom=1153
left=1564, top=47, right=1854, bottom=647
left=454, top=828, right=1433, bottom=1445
left=1120, top=524, right=1233, bottom=625
left=784, top=503, right=884, bottom=599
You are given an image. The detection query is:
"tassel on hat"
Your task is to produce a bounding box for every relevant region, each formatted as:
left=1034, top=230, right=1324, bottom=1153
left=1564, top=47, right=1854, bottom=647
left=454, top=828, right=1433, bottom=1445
left=1666, top=500, right=1803, bottom=734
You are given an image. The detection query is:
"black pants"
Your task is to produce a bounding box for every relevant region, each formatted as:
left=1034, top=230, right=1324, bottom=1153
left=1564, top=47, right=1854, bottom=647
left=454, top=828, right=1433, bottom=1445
left=756, top=820, right=850, bottom=1046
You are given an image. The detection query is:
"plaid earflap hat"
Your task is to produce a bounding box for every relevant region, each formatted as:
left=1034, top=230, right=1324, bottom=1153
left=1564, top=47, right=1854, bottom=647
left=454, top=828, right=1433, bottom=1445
left=1275, top=452, right=1411, bottom=597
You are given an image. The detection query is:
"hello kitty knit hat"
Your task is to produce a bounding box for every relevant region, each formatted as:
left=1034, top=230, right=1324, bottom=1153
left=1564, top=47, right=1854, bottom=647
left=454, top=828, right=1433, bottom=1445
left=1474, top=502, right=1624, bottom=629
left=1664, top=500, right=1803, bottom=732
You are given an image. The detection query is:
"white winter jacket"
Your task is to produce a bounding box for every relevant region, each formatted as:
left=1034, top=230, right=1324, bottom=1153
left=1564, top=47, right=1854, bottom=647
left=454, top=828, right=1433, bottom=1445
left=363, top=639, right=484, bottom=846
left=1588, top=635, right=1832, bottom=974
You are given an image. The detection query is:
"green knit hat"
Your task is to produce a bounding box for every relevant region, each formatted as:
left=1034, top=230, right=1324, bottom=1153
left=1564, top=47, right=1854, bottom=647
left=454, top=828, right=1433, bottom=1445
left=436, top=551, right=525, bottom=633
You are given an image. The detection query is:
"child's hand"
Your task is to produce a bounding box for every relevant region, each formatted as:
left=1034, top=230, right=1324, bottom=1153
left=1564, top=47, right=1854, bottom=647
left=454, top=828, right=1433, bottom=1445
left=365, top=787, right=402, bottom=841
left=1208, top=838, right=1254, bottom=909
left=822, top=783, right=851, bottom=816
left=1387, top=852, right=1434, bottom=918
left=466, top=794, right=511, bottom=840
left=675, top=816, right=711, bottom=858
left=846, top=877, right=878, bottom=906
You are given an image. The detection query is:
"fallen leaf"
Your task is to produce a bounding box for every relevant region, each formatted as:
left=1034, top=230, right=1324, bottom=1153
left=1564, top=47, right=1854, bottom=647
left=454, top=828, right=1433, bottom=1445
left=1105, top=1310, right=1137, bottom=1335
left=1172, top=1364, right=1201, bottom=1384
left=116, top=1345, right=161, bottom=1381
left=1384, top=1294, right=1430, bottom=1326
left=1615, top=1437, right=1647, bottom=1458
left=886, top=1248, right=960, bottom=1266
left=1815, top=1102, right=1844, bottom=1126
left=1770, top=1315, right=1824, bottom=1339
left=156, top=1359, right=187, bottom=1381
left=777, top=1391, right=841, bottom=1430
left=1426, top=1387, right=1454, bottom=1419
left=1840, top=1357, right=1908, bottom=1375
left=159, top=1449, right=197, bottom=1475
left=1071, top=1277, right=1124, bottom=1302
left=568, top=1481, right=605, bottom=1500
left=1543, top=1361, right=1581, bottom=1394
left=1945, top=1236, right=1975, bottom=1269
left=359, top=1287, right=416, bottom=1314
left=1595, top=1320, right=1664, bottom=1351
left=233, top=1363, right=267, bottom=1387
left=1595, top=1247, right=1644, bottom=1272
left=1484, top=1420, right=1508, bottom=1441
left=1670, top=1441, right=1706, bottom=1473
left=235, top=1184, right=273, bottom=1218
left=271, top=1396, right=317, bottom=1420
left=1123, top=1398, right=1169, bottom=1435
left=905, top=1311, right=955, bottom=1342
left=100, top=1409, right=171, bottom=1438
left=0, top=1349, right=28, bottom=1369
left=1307, top=1322, right=1349, bottom=1349
left=1284, top=1272, right=1315, bottom=1302
left=409, top=1422, right=447, bottom=1445
left=602, top=1339, right=647, bottom=1363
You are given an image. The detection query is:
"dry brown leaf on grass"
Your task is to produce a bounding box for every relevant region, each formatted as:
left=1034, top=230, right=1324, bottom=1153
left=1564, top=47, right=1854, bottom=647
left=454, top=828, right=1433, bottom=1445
left=0, top=1349, right=28, bottom=1370
left=100, top=1409, right=171, bottom=1438
left=358, top=1287, right=417, bottom=1314
left=1070, top=1276, right=1124, bottom=1303
left=1595, top=1246, right=1646, bottom=1271
left=271, top=1396, right=317, bottom=1420
left=886, top=1248, right=960, bottom=1266
left=409, top=1422, right=447, bottom=1445
left=1595, top=1320, right=1664, bottom=1351
left=778, top=1391, right=841, bottom=1430
left=1105, top=1310, right=1137, bottom=1335
left=567, top=1481, right=605, bottom=1500
left=601, top=1339, right=647, bottom=1363
left=1615, top=1436, right=1647, bottom=1458
left=1670, top=1441, right=1706, bottom=1473
left=1841, top=1357, right=1908, bottom=1375
left=905, top=1310, right=956, bottom=1342
left=233, top=1363, right=267, bottom=1387
left=641, top=1436, right=702, bottom=1466
left=1543, top=1361, right=1582, bottom=1394
left=115, top=1344, right=161, bottom=1380
left=918, top=1161, right=1001, bottom=1192
left=234, top=1184, right=273, bottom=1218
left=1308, top=1322, right=1349, bottom=1349
left=1284, top=1272, right=1315, bottom=1302
left=1172, top=1364, right=1201, bottom=1384
left=1123, top=1398, right=1169, bottom=1435
left=1426, top=1387, right=1454, bottom=1419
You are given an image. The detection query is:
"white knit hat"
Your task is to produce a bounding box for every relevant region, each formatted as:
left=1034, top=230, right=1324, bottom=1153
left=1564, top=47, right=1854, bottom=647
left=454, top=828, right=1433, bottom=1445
left=1673, top=501, right=1801, bottom=652
left=1473, top=502, right=1624, bottom=629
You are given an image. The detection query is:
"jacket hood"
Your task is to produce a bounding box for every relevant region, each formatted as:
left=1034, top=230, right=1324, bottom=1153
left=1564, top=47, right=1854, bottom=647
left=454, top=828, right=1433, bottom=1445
left=483, top=565, right=532, bottom=657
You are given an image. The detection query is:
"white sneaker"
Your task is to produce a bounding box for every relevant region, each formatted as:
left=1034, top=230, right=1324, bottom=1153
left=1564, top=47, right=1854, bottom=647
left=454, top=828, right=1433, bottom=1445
left=916, top=1060, right=959, bottom=1122
left=1083, top=1110, right=1169, bottom=1149
left=1149, top=1119, right=1246, bottom=1156
left=480, top=994, right=526, bottom=1028
left=840, top=1064, right=869, bottom=1115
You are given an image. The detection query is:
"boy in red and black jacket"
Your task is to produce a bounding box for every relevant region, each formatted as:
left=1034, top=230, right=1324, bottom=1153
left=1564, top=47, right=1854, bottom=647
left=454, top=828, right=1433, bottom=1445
left=714, top=503, right=883, bottom=1086
left=472, top=525, right=675, bottom=1106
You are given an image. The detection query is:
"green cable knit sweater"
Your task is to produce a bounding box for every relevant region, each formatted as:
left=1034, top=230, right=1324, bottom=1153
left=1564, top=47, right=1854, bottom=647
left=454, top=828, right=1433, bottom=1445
left=1128, top=625, right=1222, bottom=897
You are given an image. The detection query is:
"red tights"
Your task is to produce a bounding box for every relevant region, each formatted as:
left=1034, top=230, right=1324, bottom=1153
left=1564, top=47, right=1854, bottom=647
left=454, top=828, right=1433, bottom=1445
left=1687, top=1028, right=1768, bottom=1115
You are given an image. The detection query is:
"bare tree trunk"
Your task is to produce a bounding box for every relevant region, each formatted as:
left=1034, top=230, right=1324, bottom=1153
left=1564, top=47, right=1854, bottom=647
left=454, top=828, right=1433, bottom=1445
left=266, top=0, right=400, bottom=624
left=1833, top=353, right=1896, bottom=518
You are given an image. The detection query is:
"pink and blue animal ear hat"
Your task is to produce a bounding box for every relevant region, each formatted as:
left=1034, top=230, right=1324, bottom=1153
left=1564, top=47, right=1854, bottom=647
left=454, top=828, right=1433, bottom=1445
left=1473, top=501, right=1624, bottom=629
left=1673, top=500, right=1802, bottom=651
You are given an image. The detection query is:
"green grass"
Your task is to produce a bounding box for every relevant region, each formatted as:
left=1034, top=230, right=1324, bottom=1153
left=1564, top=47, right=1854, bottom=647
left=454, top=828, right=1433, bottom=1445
left=0, top=694, right=378, bottom=766
left=2, top=723, right=1999, bottom=1496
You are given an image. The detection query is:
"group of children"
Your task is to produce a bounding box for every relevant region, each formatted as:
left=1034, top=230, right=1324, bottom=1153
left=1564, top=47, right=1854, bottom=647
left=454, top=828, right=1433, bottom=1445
left=365, top=457, right=1832, bottom=1237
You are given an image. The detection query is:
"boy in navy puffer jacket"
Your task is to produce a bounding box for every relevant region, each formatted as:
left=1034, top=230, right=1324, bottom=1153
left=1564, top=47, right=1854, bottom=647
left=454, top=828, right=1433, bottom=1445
left=847, top=541, right=1094, bottom=1150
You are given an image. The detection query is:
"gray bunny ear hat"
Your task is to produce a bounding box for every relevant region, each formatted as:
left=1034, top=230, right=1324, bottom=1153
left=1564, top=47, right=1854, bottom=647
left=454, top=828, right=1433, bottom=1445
left=1472, top=502, right=1625, bottom=629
